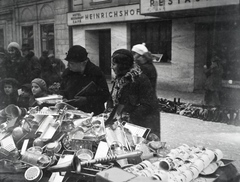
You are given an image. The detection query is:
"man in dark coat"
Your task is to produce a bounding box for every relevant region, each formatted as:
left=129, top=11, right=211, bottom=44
left=22, top=44, right=41, bottom=81
left=60, top=45, right=110, bottom=115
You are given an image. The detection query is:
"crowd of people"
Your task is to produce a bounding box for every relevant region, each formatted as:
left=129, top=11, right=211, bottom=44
left=0, top=41, right=161, bottom=140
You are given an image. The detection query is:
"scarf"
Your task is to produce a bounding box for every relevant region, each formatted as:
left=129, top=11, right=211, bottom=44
left=111, top=65, right=142, bottom=106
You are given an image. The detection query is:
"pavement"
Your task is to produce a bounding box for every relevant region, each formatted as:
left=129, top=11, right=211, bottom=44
left=107, top=81, right=240, bottom=161
left=161, top=112, right=240, bottom=161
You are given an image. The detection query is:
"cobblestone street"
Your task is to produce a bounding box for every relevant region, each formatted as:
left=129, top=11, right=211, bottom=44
left=161, top=112, right=240, bottom=160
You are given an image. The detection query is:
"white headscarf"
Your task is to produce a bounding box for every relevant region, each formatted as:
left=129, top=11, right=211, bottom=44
left=7, top=42, right=23, bottom=56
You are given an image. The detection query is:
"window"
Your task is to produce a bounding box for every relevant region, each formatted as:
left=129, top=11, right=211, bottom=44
left=207, top=21, right=240, bottom=82
left=22, top=26, right=34, bottom=49
left=41, top=24, right=54, bottom=54
left=130, top=20, right=172, bottom=62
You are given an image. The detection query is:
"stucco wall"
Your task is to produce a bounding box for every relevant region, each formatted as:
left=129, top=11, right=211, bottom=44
left=54, top=0, right=69, bottom=63
left=156, top=18, right=195, bottom=92
left=72, top=23, right=128, bottom=67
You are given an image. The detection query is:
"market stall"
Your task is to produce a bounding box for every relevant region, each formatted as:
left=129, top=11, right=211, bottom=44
left=0, top=99, right=238, bottom=182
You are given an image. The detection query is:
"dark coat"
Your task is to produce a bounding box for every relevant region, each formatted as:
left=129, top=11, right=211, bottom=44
left=0, top=89, right=18, bottom=110
left=60, top=60, right=110, bottom=115
left=3, top=52, right=40, bottom=85
left=110, top=72, right=160, bottom=136
left=24, top=51, right=41, bottom=81
left=139, top=62, right=158, bottom=92
left=17, top=95, right=33, bottom=109
left=204, top=63, right=223, bottom=91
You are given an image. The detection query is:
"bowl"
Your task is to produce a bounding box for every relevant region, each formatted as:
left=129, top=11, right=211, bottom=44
left=76, top=148, right=93, bottom=161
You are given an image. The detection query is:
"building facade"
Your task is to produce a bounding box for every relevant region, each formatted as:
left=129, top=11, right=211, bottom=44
left=140, top=0, right=240, bottom=106
left=0, top=0, right=69, bottom=60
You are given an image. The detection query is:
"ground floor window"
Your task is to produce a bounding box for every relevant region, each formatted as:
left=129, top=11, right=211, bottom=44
left=41, top=24, right=54, bottom=54
left=207, top=21, right=240, bottom=82
left=130, top=20, right=172, bottom=63
left=22, top=26, right=34, bottom=49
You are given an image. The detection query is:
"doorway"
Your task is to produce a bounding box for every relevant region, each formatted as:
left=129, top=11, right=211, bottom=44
left=99, top=29, right=111, bottom=80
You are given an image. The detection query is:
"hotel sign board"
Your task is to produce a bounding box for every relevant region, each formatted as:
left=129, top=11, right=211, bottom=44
left=67, top=4, right=156, bottom=26
left=140, top=0, right=239, bottom=14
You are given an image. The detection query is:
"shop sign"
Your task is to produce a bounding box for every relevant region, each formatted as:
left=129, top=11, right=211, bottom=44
left=140, top=0, right=239, bottom=14
left=67, top=4, right=156, bottom=26
left=73, top=0, right=83, bottom=7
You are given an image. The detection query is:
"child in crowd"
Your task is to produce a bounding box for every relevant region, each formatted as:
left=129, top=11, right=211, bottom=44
left=17, top=83, right=33, bottom=109
left=29, top=78, right=48, bottom=108
left=0, top=78, right=19, bottom=110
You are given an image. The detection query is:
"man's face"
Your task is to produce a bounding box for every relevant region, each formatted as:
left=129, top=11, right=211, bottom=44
left=22, top=49, right=29, bottom=57
left=67, top=60, right=87, bottom=73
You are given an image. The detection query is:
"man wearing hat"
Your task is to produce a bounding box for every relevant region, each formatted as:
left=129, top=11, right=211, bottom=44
left=60, top=45, right=110, bottom=115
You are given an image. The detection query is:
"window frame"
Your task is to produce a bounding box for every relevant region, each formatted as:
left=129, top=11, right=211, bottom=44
left=130, top=20, right=172, bottom=63
left=40, top=23, right=55, bottom=55
left=22, top=25, right=34, bottom=50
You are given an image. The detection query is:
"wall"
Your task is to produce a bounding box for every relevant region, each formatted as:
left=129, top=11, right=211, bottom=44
left=72, top=18, right=197, bottom=92
left=54, top=0, right=70, bottom=63
left=0, top=0, right=70, bottom=61
left=156, top=18, right=195, bottom=92
left=72, top=22, right=128, bottom=67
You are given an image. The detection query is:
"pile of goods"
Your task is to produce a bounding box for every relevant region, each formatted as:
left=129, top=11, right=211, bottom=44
left=158, top=98, right=240, bottom=126
left=0, top=103, right=228, bottom=182
left=123, top=144, right=224, bottom=182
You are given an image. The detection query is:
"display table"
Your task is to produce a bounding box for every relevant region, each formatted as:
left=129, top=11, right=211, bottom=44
left=0, top=104, right=239, bottom=182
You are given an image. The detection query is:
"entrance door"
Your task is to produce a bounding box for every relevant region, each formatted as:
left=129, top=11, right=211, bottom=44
left=99, top=30, right=111, bottom=80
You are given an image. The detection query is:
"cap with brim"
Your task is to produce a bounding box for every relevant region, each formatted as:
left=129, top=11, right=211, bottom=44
left=21, top=84, right=31, bottom=93
left=65, top=45, right=88, bottom=62
left=48, top=54, right=54, bottom=58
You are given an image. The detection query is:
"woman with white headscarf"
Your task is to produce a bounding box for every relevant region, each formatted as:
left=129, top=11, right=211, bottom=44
left=3, top=42, right=32, bottom=85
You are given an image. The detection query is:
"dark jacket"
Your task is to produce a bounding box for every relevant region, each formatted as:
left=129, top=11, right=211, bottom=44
left=109, top=68, right=160, bottom=136
left=204, top=63, right=223, bottom=91
left=17, top=95, right=33, bottom=109
left=139, top=62, right=158, bottom=92
left=41, top=57, right=65, bottom=86
left=3, top=52, right=41, bottom=85
left=0, top=89, right=18, bottom=110
left=60, top=60, right=110, bottom=115
left=24, top=51, right=41, bottom=81
left=3, top=56, right=29, bottom=85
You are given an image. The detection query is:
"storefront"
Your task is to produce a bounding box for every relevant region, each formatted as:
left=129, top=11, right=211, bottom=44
left=140, top=0, right=240, bottom=106
left=68, top=1, right=240, bottom=106
left=67, top=3, right=161, bottom=80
